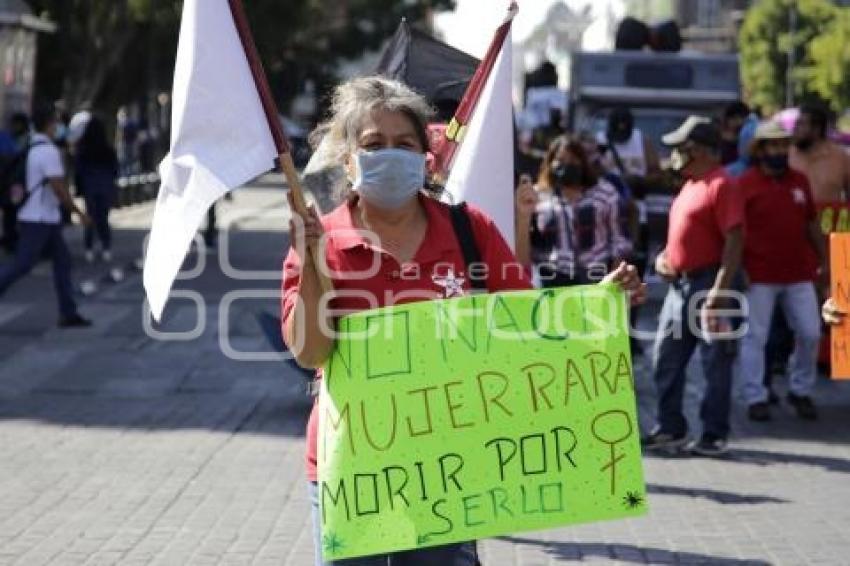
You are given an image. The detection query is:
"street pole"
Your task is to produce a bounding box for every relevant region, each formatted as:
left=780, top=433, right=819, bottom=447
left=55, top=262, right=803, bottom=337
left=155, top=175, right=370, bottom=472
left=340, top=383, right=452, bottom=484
left=786, top=4, right=797, bottom=108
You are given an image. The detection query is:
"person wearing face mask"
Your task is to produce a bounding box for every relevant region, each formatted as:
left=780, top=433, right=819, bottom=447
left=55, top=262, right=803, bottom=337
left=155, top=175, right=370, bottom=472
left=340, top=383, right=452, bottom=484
left=726, top=113, right=789, bottom=405
left=0, top=113, right=30, bottom=253
left=600, top=107, right=661, bottom=188
left=736, top=121, right=825, bottom=422
left=719, top=101, right=751, bottom=166
left=643, top=116, right=744, bottom=457
left=0, top=105, right=92, bottom=327
left=281, top=77, right=646, bottom=566
left=514, top=134, right=632, bottom=287
left=790, top=103, right=850, bottom=205
left=598, top=108, right=662, bottom=290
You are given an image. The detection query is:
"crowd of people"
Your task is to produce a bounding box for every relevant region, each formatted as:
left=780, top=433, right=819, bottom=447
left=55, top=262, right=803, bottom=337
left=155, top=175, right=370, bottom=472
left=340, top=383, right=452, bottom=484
left=282, top=75, right=645, bottom=566
left=280, top=73, right=850, bottom=564
left=512, top=101, right=850, bottom=459
left=0, top=105, right=122, bottom=327
left=0, top=73, right=846, bottom=566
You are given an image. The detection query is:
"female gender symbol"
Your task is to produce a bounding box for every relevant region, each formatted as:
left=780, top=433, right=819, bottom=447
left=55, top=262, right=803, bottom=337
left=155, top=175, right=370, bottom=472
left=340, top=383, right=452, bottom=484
left=591, top=410, right=633, bottom=495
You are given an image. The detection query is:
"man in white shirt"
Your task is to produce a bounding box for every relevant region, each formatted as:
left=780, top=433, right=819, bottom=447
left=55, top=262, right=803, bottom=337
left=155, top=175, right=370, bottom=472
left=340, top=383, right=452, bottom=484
left=598, top=107, right=663, bottom=262
left=0, top=106, right=92, bottom=327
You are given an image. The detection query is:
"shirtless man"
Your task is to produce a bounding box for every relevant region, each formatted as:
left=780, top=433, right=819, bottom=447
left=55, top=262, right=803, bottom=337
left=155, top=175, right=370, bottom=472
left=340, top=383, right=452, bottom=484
left=791, top=104, right=850, bottom=204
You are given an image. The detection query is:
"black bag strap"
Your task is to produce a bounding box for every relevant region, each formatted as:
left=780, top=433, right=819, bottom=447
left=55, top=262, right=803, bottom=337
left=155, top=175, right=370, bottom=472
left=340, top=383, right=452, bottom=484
left=608, top=140, right=628, bottom=177
left=606, top=139, right=640, bottom=203
left=448, top=202, right=487, bottom=291
left=22, top=141, right=50, bottom=207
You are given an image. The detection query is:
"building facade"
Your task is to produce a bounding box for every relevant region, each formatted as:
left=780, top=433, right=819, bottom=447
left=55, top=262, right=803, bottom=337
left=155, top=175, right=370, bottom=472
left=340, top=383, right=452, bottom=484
left=0, top=0, right=54, bottom=122
left=675, top=0, right=750, bottom=53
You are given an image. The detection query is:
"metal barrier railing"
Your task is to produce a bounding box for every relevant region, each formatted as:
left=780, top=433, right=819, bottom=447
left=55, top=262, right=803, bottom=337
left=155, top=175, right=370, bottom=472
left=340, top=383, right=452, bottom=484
left=115, top=172, right=161, bottom=208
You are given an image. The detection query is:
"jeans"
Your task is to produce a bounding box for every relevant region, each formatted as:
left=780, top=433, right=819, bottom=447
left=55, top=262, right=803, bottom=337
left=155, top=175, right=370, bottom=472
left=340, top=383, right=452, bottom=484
left=738, top=282, right=821, bottom=404
left=1, top=203, right=17, bottom=252
left=763, top=307, right=793, bottom=389
left=83, top=186, right=114, bottom=251
left=308, top=482, right=478, bottom=566
left=0, top=221, right=78, bottom=319
left=652, top=269, right=740, bottom=440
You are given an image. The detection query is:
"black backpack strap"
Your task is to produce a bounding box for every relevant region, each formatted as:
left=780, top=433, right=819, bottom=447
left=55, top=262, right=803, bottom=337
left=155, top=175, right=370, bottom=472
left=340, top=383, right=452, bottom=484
left=21, top=141, right=50, bottom=206
left=608, top=140, right=628, bottom=177
left=448, top=202, right=487, bottom=291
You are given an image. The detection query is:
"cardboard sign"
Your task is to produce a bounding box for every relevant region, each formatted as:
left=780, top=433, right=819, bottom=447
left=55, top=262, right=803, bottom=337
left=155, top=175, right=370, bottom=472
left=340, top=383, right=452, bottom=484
left=830, top=233, right=850, bottom=379
left=818, top=203, right=850, bottom=235
left=318, top=285, right=647, bottom=560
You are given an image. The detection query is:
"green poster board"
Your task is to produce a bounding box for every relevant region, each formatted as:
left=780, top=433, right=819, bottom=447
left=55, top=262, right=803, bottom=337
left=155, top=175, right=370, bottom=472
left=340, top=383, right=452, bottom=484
left=319, top=285, right=647, bottom=560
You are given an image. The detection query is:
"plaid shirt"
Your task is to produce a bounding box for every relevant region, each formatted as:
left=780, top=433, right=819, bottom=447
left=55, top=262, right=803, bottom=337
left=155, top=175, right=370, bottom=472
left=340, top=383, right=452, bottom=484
left=531, top=179, right=632, bottom=276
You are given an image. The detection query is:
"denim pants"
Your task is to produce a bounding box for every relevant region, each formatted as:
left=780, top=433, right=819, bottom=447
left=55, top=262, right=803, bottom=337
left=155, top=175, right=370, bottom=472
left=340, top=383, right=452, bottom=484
left=1, top=203, right=18, bottom=252
left=308, top=482, right=478, bottom=566
left=763, top=306, right=793, bottom=388
left=651, top=270, right=740, bottom=439
left=83, top=186, right=114, bottom=251
left=738, top=282, right=820, bottom=404
left=0, top=221, right=78, bottom=319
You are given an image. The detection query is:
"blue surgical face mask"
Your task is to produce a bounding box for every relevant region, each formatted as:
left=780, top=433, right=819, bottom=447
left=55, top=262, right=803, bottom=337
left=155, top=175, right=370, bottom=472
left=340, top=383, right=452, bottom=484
left=352, top=148, right=426, bottom=209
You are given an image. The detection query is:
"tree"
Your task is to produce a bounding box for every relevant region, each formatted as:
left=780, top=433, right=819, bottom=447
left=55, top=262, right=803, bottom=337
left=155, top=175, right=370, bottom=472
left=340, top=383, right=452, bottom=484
left=28, top=0, right=455, bottom=121
left=739, top=0, right=836, bottom=113
left=28, top=0, right=182, bottom=111
left=244, top=0, right=455, bottom=116
left=807, top=9, right=850, bottom=112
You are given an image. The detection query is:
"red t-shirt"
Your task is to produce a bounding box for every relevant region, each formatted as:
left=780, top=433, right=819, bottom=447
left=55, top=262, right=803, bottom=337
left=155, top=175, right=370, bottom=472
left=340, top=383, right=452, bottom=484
left=280, top=196, right=532, bottom=482
left=666, top=167, right=744, bottom=273
left=740, top=167, right=818, bottom=284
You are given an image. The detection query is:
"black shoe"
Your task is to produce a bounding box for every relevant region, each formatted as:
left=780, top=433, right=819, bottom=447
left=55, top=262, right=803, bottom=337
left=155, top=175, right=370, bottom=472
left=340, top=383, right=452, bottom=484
left=58, top=314, right=92, bottom=328
left=748, top=402, right=771, bottom=422
left=767, top=389, right=780, bottom=405
left=692, top=433, right=728, bottom=457
left=641, top=428, right=688, bottom=451
left=787, top=393, right=818, bottom=420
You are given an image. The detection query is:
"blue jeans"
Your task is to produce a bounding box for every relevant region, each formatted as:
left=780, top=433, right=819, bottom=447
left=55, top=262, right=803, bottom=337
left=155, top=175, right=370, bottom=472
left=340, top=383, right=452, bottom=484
left=0, top=221, right=78, bottom=319
left=738, top=282, right=820, bottom=404
left=308, top=482, right=478, bottom=566
left=651, top=270, right=740, bottom=439
left=83, top=186, right=114, bottom=251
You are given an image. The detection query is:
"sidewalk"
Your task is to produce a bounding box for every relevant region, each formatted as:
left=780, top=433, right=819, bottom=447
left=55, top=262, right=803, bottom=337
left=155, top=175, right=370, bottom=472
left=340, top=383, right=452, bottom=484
left=0, top=175, right=849, bottom=565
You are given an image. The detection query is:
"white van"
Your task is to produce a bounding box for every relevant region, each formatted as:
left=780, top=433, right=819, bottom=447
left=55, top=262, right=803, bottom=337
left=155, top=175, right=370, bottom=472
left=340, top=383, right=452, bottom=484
left=568, top=50, right=741, bottom=152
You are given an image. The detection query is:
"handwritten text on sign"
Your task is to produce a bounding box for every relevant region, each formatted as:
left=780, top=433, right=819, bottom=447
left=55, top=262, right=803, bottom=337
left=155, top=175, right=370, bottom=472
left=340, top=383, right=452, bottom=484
left=831, top=234, right=850, bottom=379
left=318, top=285, right=647, bottom=560
left=819, top=204, right=850, bottom=234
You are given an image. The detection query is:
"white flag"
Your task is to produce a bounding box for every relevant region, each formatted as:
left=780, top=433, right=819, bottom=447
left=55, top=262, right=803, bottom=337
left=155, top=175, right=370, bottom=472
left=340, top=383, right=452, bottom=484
left=143, top=0, right=278, bottom=321
left=444, top=29, right=515, bottom=248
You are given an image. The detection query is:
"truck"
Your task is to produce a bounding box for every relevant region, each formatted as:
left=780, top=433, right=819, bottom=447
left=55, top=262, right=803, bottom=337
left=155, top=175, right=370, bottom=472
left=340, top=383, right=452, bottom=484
left=568, top=50, right=741, bottom=151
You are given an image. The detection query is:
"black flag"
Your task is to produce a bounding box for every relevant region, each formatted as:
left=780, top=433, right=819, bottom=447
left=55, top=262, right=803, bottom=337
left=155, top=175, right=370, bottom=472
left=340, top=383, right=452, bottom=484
left=375, top=20, right=480, bottom=121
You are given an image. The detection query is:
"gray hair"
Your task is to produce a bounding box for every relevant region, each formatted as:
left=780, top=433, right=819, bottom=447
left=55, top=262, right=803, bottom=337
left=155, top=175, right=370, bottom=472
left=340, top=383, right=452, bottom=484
left=305, top=76, right=437, bottom=202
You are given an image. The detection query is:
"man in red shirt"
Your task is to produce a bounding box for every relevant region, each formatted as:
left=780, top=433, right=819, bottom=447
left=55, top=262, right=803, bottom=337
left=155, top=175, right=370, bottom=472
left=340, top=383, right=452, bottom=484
left=643, top=116, right=745, bottom=456
left=737, top=120, right=825, bottom=421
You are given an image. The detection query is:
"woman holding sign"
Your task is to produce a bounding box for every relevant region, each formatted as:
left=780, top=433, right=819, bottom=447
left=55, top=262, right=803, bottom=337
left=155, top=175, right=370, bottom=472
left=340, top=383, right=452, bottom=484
left=281, top=76, right=646, bottom=566
left=513, top=134, right=632, bottom=287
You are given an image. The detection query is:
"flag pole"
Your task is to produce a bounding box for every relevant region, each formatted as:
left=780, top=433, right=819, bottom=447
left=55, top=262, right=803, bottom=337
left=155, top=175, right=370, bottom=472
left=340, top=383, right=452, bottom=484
left=227, top=0, right=333, bottom=293
left=435, top=1, right=517, bottom=179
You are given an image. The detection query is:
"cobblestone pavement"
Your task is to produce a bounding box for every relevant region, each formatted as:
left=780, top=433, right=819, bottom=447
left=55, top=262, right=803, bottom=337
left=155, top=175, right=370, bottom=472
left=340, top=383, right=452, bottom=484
left=1, top=176, right=849, bottom=565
